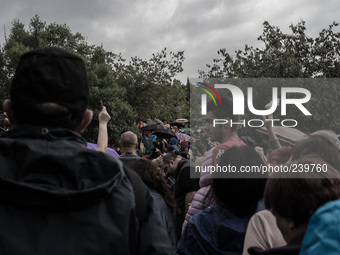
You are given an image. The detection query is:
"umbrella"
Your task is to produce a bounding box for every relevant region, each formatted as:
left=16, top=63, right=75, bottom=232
left=179, top=128, right=193, bottom=135
left=257, top=126, right=307, bottom=146
left=176, top=132, right=191, bottom=141
left=86, top=142, right=120, bottom=157
left=153, top=128, right=177, bottom=139
left=141, top=124, right=165, bottom=132
left=175, top=118, right=189, bottom=123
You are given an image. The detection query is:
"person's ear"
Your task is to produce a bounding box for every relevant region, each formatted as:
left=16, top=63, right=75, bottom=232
left=169, top=159, right=176, bottom=167
left=3, top=99, right=16, bottom=126
left=76, top=109, right=93, bottom=133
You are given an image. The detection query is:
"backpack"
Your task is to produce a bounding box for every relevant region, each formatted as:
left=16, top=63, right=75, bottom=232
left=123, top=166, right=148, bottom=222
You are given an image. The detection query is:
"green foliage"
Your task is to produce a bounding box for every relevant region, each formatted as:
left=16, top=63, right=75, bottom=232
left=115, top=48, right=187, bottom=125
left=0, top=15, right=188, bottom=144
left=200, top=20, right=340, bottom=79
left=199, top=20, right=340, bottom=144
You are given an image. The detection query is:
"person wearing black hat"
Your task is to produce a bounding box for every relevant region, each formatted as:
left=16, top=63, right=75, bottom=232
left=0, top=47, right=173, bottom=255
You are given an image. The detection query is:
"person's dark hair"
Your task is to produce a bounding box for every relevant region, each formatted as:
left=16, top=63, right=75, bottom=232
left=167, top=146, right=175, bottom=153
left=291, top=134, right=340, bottom=170
left=20, top=102, right=82, bottom=130
left=264, top=155, right=340, bottom=228
left=180, top=152, right=188, bottom=159
left=162, top=153, right=178, bottom=164
left=207, top=96, right=240, bottom=131
left=130, top=158, right=177, bottom=213
left=212, top=145, right=267, bottom=218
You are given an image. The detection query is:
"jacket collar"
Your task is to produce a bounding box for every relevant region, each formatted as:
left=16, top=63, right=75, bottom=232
left=1, top=124, right=87, bottom=146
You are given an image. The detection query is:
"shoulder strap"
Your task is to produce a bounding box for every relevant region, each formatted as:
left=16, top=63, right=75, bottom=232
left=123, top=166, right=148, bottom=222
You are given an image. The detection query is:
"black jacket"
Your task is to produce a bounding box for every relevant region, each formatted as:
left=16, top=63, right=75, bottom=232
left=0, top=125, right=173, bottom=255
left=173, top=158, right=199, bottom=239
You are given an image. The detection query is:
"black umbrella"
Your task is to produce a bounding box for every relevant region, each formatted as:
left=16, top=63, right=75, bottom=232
left=153, top=128, right=177, bottom=139
left=141, top=124, right=165, bottom=132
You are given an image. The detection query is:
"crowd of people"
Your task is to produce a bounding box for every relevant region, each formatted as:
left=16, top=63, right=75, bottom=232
left=1, top=46, right=340, bottom=254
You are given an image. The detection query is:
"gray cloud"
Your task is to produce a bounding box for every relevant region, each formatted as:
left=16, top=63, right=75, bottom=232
left=1, top=0, right=339, bottom=82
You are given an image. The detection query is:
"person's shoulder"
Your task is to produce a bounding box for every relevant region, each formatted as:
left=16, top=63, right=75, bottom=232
left=149, top=189, right=169, bottom=211
left=193, top=204, right=216, bottom=218
left=186, top=205, right=219, bottom=232
left=119, top=154, right=140, bottom=164
left=301, top=200, right=340, bottom=254
left=149, top=188, right=163, bottom=201
left=212, top=138, right=246, bottom=164
left=252, top=209, right=275, bottom=221
left=83, top=146, right=124, bottom=164
left=215, top=138, right=245, bottom=150
left=248, top=209, right=279, bottom=235
left=313, top=199, right=340, bottom=219
left=120, top=153, right=139, bottom=157
left=177, top=159, right=197, bottom=181
left=178, top=158, right=194, bottom=170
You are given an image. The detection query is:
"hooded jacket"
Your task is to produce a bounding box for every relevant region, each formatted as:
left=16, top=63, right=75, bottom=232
left=0, top=125, right=173, bottom=255
left=300, top=199, right=340, bottom=255
left=181, top=148, right=215, bottom=234
left=181, top=139, right=246, bottom=234
left=169, top=137, right=180, bottom=152
left=177, top=204, right=260, bottom=255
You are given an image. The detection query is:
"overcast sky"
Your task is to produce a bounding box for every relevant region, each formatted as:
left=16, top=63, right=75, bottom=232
left=1, top=0, right=339, bottom=83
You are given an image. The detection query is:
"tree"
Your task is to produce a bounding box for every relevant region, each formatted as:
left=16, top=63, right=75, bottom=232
left=198, top=20, right=340, bottom=145
left=0, top=15, right=90, bottom=102
left=0, top=15, right=188, bottom=144
left=115, top=48, right=186, bottom=123
left=83, top=45, right=135, bottom=143
left=200, top=20, right=340, bottom=78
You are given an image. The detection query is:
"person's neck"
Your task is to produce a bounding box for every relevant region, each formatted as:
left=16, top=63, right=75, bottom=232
left=120, top=148, right=137, bottom=155
left=221, top=131, right=239, bottom=143
left=285, top=225, right=307, bottom=244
